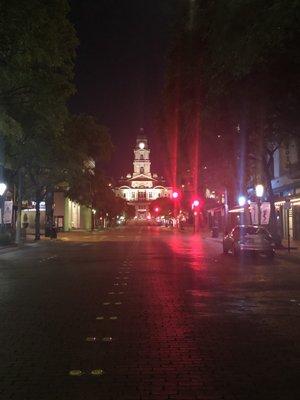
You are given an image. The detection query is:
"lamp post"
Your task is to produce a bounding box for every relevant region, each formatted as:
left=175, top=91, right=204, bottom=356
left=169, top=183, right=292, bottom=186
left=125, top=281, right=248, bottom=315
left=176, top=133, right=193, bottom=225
left=192, top=199, right=200, bottom=233
left=255, top=184, right=264, bottom=225
left=172, top=190, right=179, bottom=227
left=0, top=182, right=7, bottom=228
left=238, top=195, right=246, bottom=224
left=91, top=208, right=96, bottom=231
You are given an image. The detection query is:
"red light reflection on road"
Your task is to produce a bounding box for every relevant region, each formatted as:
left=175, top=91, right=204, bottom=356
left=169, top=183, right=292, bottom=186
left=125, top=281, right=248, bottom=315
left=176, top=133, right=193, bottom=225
left=141, top=236, right=203, bottom=378
left=167, top=231, right=205, bottom=270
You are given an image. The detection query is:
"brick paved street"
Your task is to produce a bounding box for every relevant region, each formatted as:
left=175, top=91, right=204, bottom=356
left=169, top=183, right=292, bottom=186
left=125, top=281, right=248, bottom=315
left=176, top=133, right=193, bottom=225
left=0, top=225, right=299, bottom=400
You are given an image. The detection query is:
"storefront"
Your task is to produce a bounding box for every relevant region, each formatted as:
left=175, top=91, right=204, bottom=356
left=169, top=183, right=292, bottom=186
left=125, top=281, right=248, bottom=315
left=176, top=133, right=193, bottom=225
left=275, top=197, right=300, bottom=240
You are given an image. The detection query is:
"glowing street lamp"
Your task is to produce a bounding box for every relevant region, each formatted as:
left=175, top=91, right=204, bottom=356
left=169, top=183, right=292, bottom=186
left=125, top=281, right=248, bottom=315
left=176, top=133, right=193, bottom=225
left=238, top=195, right=246, bottom=207
left=0, top=182, right=7, bottom=227
left=0, top=182, right=7, bottom=196
left=154, top=207, right=160, bottom=213
left=255, top=184, right=264, bottom=198
left=255, top=184, right=264, bottom=225
left=172, top=191, right=179, bottom=199
left=191, top=199, right=201, bottom=233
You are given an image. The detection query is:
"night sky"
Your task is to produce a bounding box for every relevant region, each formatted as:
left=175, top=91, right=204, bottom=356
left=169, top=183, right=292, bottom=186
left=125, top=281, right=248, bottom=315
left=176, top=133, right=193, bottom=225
left=69, top=0, right=181, bottom=179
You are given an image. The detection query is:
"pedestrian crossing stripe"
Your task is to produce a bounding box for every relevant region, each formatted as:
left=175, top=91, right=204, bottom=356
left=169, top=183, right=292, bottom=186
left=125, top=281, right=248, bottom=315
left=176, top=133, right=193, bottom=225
left=69, top=370, right=83, bottom=376
left=86, top=337, right=97, bottom=342
left=90, top=369, right=105, bottom=376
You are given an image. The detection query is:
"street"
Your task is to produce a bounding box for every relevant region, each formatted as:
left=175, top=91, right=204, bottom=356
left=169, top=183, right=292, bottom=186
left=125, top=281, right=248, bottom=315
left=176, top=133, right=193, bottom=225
left=0, top=226, right=299, bottom=400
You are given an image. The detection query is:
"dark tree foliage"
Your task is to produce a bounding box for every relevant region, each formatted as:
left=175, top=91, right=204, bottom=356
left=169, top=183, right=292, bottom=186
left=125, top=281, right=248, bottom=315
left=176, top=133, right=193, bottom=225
left=149, top=197, right=174, bottom=216
left=162, top=0, right=300, bottom=239
left=0, top=1, right=115, bottom=239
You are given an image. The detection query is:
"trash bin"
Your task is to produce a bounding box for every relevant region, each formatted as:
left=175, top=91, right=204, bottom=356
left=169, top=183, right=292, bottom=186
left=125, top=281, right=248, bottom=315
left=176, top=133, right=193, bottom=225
left=212, top=226, right=219, bottom=238
left=50, top=226, right=57, bottom=239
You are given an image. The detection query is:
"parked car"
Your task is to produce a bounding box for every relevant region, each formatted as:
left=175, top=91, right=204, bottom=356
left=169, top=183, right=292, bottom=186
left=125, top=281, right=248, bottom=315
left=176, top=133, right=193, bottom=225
left=223, top=225, right=275, bottom=259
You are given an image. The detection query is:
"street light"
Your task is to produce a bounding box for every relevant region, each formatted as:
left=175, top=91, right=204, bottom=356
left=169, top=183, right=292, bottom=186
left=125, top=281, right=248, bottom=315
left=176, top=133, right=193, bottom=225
left=238, top=195, right=246, bottom=207
left=0, top=182, right=7, bottom=227
left=255, top=184, right=264, bottom=225
left=192, top=199, right=201, bottom=233
left=0, top=182, right=7, bottom=196
left=255, top=184, right=264, bottom=198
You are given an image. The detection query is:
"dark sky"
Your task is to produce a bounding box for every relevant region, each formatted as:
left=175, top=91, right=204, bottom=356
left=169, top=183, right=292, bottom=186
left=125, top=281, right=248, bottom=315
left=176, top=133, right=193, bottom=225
left=68, top=0, right=180, bottom=179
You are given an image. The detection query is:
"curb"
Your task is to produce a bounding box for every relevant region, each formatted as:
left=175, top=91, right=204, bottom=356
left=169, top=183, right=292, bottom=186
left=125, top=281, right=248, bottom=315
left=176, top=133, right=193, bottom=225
left=0, top=241, right=40, bottom=255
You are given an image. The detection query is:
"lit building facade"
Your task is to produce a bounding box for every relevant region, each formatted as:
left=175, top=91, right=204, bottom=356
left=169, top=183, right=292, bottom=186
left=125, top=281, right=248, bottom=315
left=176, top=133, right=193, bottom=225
left=115, top=135, right=173, bottom=219
left=272, top=138, right=300, bottom=239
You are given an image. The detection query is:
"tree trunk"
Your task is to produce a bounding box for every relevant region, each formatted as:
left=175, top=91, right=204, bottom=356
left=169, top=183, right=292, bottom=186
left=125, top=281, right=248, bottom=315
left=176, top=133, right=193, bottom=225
left=45, top=189, right=54, bottom=237
left=15, top=169, right=23, bottom=244
left=263, top=155, right=281, bottom=246
left=35, top=189, right=42, bottom=241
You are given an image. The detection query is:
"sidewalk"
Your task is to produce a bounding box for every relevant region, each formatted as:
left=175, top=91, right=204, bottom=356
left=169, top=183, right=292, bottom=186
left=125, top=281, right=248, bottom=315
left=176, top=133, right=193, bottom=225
left=276, top=238, right=300, bottom=263
left=0, top=228, right=120, bottom=253
left=0, top=238, right=40, bottom=255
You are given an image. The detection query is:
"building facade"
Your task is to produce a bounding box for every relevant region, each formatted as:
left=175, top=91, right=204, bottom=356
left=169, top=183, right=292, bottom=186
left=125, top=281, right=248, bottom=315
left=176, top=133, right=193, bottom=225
left=272, top=138, right=300, bottom=239
left=21, top=193, right=92, bottom=233
left=115, top=135, right=173, bottom=219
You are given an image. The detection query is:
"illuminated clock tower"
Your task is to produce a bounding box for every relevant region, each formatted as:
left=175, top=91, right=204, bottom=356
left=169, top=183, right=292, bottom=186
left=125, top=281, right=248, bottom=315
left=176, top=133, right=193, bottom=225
left=115, top=134, right=173, bottom=219
left=133, top=136, right=151, bottom=177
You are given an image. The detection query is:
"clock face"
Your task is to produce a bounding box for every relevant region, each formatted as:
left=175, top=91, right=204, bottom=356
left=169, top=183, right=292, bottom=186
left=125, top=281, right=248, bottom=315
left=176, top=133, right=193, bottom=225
left=139, top=142, right=145, bottom=149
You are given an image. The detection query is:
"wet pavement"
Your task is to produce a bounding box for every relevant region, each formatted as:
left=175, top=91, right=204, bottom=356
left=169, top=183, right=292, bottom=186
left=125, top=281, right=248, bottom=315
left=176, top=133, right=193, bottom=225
left=0, top=225, right=299, bottom=399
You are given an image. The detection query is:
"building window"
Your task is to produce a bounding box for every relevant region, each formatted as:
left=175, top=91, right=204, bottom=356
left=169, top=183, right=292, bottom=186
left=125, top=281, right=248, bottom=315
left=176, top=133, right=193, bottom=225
left=123, top=193, right=126, bottom=198
left=140, top=167, right=144, bottom=174
left=131, top=192, right=135, bottom=199
left=149, top=192, right=152, bottom=198
left=138, top=191, right=146, bottom=200
left=140, top=154, right=144, bottom=160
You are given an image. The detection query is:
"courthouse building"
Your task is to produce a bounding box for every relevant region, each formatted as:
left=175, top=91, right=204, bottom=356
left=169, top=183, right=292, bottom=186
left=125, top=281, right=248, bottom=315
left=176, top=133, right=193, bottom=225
left=115, top=135, right=173, bottom=219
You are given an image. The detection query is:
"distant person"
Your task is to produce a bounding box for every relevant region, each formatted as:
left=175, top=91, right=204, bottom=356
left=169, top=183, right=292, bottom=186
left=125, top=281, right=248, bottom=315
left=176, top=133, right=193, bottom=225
left=22, top=213, right=29, bottom=229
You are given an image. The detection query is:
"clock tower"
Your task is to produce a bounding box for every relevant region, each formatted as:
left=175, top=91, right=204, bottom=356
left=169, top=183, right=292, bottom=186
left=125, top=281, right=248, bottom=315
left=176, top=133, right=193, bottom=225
left=133, top=136, right=151, bottom=177
left=115, top=134, right=173, bottom=219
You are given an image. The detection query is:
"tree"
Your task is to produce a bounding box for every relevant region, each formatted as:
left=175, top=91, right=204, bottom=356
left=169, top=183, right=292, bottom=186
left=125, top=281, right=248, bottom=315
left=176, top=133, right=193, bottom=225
left=162, top=0, right=300, bottom=241
left=149, top=197, right=174, bottom=216
left=0, top=0, right=78, bottom=240
left=203, top=0, right=300, bottom=240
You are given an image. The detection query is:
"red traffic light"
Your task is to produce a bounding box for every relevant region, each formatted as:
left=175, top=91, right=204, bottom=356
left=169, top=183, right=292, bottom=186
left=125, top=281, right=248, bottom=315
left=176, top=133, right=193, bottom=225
left=192, top=200, right=200, bottom=207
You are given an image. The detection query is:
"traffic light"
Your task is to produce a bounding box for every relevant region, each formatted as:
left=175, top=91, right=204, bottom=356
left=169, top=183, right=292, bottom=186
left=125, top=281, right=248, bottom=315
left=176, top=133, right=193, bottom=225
left=192, top=199, right=200, bottom=208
